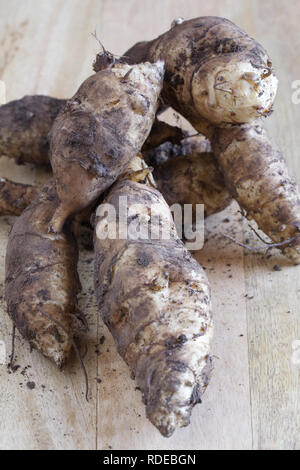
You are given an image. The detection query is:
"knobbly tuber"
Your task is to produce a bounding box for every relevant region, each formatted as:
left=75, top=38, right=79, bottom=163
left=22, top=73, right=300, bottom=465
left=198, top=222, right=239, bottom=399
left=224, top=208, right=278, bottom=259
left=49, top=61, right=164, bottom=233
left=125, top=17, right=278, bottom=133
left=0, top=177, right=39, bottom=216
left=0, top=95, right=65, bottom=165
left=125, top=16, right=300, bottom=262
left=212, top=121, right=300, bottom=263
left=94, top=156, right=213, bottom=437
left=5, top=179, right=85, bottom=368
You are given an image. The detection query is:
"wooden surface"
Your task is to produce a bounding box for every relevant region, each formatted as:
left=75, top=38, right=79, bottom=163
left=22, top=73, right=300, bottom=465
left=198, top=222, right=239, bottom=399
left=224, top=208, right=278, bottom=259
left=0, top=0, right=299, bottom=450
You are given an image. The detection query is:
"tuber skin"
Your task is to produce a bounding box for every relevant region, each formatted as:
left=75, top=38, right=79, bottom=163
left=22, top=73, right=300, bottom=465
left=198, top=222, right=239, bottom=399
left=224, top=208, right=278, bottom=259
left=0, top=95, right=65, bottom=165
left=0, top=177, right=39, bottom=216
left=212, top=121, right=300, bottom=263
left=153, top=141, right=232, bottom=218
left=94, top=156, right=213, bottom=437
left=5, top=180, right=85, bottom=368
left=49, top=61, right=164, bottom=233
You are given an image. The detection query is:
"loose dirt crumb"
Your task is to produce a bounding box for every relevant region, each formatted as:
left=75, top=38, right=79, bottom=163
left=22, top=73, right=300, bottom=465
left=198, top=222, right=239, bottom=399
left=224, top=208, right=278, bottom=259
left=8, top=363, right=20, bottom=373
left=99, top=335, right=106, bottom=345
left=26, top=381, right=36, bottom=390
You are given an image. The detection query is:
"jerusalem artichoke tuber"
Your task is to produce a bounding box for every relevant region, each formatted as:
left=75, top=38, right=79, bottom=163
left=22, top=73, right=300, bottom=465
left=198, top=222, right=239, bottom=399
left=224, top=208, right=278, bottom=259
left=125, top=17, right=278, bottom=133
left=94, top=156, right=213, bottom=437
left=212, top=121, right=300, bottom=263
left=49, top=61, right=164, bottom=233
left=5, top=180, right=85, bottom=368
left=125, top=16, right=300, bottom=262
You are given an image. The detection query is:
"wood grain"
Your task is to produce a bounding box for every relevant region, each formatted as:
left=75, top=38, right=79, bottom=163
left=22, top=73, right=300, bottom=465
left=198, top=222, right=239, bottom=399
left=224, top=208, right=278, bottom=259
left=240, top=0, right=300, bottom=450
left=0, top=0, right=299, bottom=450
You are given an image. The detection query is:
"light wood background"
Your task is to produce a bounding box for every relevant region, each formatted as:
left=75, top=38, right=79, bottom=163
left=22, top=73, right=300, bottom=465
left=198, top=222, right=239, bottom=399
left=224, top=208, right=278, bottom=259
left=0, top=0, right=299, bottom=450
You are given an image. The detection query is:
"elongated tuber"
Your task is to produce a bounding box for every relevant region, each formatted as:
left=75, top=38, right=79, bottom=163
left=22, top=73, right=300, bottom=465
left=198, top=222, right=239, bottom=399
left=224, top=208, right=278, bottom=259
left=94, top=156, right=213, bottom=437
left=49, top=61, right=164, bottom=232
left=212, top=121, right=300, bottom=263
left=5, top=179, right=85, bottom=367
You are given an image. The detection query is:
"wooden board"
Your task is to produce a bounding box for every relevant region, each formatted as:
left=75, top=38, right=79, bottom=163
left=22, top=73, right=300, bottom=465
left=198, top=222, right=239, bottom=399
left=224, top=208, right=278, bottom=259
left=0, top=0, right=299, bottom=450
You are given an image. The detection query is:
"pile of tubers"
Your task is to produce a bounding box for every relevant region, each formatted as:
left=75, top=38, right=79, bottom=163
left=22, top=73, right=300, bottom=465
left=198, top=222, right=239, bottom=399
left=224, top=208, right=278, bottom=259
left=1, top=16, right=300, bottom=438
